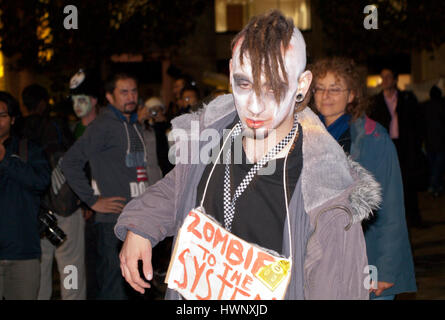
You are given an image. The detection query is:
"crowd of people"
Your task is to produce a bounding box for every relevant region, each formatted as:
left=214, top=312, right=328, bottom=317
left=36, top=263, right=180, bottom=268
left=1, top=9, right=444, bottom=300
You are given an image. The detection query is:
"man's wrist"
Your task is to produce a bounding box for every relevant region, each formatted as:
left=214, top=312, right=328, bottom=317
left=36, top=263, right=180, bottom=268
left=85, top=195, right=100, bottom=208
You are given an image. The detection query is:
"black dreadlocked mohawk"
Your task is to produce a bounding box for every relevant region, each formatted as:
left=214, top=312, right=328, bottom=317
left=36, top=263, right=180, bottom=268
left=231, top=10, right=295, bottom=104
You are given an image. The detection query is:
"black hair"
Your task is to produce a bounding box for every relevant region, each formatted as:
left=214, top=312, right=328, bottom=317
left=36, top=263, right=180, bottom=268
left=105, top=72, right=138, bottom=94
left=180, top=83, right=200, bottom=100
left=21, top=84, right=49, bottom=112
left=176, top=73, right=194, bottom=83
left=380, top=66, right=399, bottom=80
left=0, top=91, right=22, bottom=119
left=231, top=10, right=295, bottom=104
left=430, top=85, right=442, bottom=100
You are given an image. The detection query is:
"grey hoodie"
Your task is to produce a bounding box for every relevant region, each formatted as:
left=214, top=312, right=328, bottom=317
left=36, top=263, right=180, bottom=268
left=115, top=94, right=382, bottom=299
left=62, top=106, right=162, bottom=223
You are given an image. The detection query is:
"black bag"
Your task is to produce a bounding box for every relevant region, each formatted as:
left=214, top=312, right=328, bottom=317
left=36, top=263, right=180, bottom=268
left=20, top=118, right=80, bottom=216
left=46, top=165, right=80, bottom=216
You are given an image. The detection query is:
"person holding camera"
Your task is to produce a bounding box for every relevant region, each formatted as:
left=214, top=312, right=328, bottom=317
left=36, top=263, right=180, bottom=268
left=0, top=91, right=51, bottom=300
left=178, top=83, right=201, bottom=115
left=138, top=97, right=173, bottom=176
left=18, top=83, right=87, bottom=300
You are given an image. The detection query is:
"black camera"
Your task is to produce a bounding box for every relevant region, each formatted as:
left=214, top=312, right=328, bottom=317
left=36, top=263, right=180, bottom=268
left=150, top=109, right=158, bottom=117
left=39, top=210, right=66, bottom=247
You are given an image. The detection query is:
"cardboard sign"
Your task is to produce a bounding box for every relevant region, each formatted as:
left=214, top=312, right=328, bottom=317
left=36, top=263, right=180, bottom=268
left=165, top=209, right=291, bottom=300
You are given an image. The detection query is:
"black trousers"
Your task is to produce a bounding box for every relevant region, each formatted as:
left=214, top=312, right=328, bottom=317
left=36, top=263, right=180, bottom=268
left=393, top=139, right=423, bottom=227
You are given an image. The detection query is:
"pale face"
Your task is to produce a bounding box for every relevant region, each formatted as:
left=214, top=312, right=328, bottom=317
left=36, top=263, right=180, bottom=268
left=72, top=94, right=93, bottom=118
left=106, top=78, right=138, bottom=114
left=230, top=34, right=310, bottom=140
left=314, top=72, right=354, bottom=126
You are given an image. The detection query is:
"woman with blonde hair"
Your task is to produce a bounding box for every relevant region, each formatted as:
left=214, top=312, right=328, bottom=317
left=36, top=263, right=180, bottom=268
left=311, top=57, right=417, bottom=300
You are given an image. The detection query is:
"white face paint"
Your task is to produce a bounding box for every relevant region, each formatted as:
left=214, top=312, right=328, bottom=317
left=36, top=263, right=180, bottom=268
left=72, top=95, right=93, bottom=118
left=230, top=29, right=307, bottom=140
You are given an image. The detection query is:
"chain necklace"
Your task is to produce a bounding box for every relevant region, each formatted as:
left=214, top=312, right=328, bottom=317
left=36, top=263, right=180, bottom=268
left=223, top=116, right=299, bottom=232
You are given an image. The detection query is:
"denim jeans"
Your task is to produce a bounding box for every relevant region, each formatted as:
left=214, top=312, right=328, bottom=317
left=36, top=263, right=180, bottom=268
left=95, top=222, right=130, bottom=300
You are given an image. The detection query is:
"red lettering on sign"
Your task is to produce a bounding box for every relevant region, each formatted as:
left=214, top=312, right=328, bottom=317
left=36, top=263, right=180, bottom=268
left=230, top=270, right=242, bottom=286
left=251, top=252, right=275, bottom=275
left=244, top=247, right=254, bottom=271
left=191, top=256, right=206, bottom=294
left=196, top=269, right=214, bottom=300
left=187, top=211, right=202, bottom=239
left=230, top=287, right=250, bottom=300
left=213, top=228, right=229, bottom=256
left=197, top=244, right=210, bottom=261
left=203, top=221, right=215, bottom=242
left=217, top=262, right=234, bottom=299
left=241, top=274, right=253, bottom=292
left=226, top=239, right=244, bottom=266
left=174, top=249, right=189, bottom=289
left=208, top=253, right=216, bottom=267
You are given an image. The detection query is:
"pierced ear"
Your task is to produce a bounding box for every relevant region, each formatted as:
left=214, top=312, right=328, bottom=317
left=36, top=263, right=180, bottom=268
left=298, top=71, right=313, bottom=96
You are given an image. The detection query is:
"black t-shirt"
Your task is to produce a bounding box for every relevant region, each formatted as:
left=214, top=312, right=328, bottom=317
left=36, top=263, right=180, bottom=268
left=196, top=120, right=303, bottom=254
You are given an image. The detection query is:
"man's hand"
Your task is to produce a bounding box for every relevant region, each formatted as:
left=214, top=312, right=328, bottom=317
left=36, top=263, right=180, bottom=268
left=0, top=143, right=6, bottom=161
left=137, top=106, right=150, bottom=124
left=370, top=281, right=395, bottom=296
left=82, top=208, right=94, bottom=221
left=137, top=106, right=166, bottom=124
left=119, top=231, right=153, bottom=294
left=91, top=196, right=126, bottom=214
left=151, top=111, right=166, bottom=123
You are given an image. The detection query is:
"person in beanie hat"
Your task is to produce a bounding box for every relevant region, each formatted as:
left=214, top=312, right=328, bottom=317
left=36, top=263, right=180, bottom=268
left=68, top=68, right=102, bottom=299
left=36, top=70, right=92, bottom=300
left=70, top=69, right=100, bottom=139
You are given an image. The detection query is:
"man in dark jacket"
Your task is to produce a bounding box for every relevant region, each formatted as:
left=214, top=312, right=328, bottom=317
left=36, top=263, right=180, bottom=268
left=0, top=91, right=50, bottom=299
left=20, top=84, right=87, bottom=300
left=369, top=67, right=424, bottom=227
left=62, top=73, right=162, bottom=299
left=422, top=85, right=445, bottom=196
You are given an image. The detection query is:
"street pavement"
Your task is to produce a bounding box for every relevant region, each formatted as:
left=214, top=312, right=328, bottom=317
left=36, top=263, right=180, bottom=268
left=398, top=191, right=445, bottom=300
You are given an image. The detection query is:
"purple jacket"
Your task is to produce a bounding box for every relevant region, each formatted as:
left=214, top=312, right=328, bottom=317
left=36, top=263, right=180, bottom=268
left=115, top=94, right=381, bottom=300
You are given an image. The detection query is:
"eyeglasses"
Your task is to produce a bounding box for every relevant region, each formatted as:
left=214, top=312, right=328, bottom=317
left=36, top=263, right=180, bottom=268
left=313, top=87, right=350, bottom=96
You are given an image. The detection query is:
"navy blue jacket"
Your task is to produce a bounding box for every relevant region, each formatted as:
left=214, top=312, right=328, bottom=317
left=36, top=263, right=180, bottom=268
left=350, top=116, right=417, bottom=297
left=0, top=136, right=50, bottom=260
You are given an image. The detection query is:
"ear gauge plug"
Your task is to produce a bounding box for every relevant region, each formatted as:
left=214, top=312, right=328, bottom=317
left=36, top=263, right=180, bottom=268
left=295, top=93, right=304, bottom=103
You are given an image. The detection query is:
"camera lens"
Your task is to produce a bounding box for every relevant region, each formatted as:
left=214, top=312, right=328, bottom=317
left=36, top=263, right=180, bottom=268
left=39, top=211, right=67, bottom=247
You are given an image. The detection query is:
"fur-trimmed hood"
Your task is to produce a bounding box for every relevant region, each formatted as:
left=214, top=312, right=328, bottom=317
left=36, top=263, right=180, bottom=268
left=170, top=94, right=381, bottom=224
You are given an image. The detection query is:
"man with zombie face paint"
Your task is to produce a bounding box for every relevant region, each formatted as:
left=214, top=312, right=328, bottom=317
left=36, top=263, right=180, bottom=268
left=115, top=10, right=381, bottom=299
left=70, top=69, right=100, bottom=139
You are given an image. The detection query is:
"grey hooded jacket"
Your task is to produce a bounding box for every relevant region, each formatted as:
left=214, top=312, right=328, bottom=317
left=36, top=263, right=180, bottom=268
left=115, top=94, right=382, bottom=299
